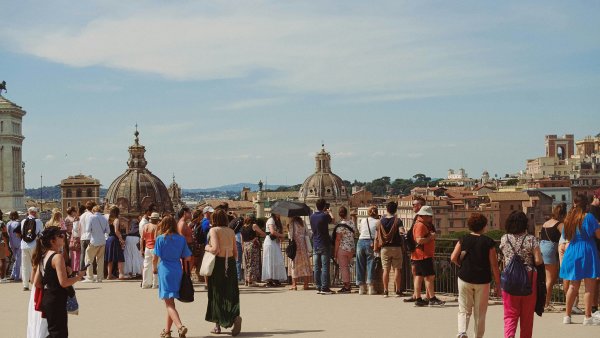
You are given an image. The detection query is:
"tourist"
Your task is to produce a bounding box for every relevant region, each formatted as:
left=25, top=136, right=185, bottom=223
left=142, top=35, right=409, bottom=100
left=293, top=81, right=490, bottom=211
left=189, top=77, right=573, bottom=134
left=64, top=207, right=78, bottom=272
left=7, top=211, right=22, bottom=281
left=27, top=263, right=49, bottom=338
left=32, top=226, right=86, bottom=338
left=176, top=207, right=194, bottom=271
left=78, top=201, right=95, bottom=271
left=375, top=201, right=405, bottom=298
left=539, top=203, right=566, bottom=311
left=588, top=189, right=600, bottom=315
left=152, top=215, right=191, bottom=338
left=123, top=217, right=143, bottom=278
left=139, top=204, right=156, bottom=250
left=287, top=216, right=311, bottom=291
left=189, top=210, right=204, bottom=282
left=411, top=206, right=444, bottom=307
left=356, top=205, right=378, bottom=295
left=105, top=207, right=127, bottom=280
left=310, top=198, right=334, bottom=294
left=20, top=207, right=43, bottom=291
left=229, top=215, right=244, bottom=283
left=500, top=211, right=542, bottom=337
left=83, top=205, right=109, bottom=283
left=262, top=213, right=287, bottom=287
left=241, top=216, right=265, bottom=287
left=0, top=221, right=8, bottom=282
left=45, top=209, right=63, bottom=228
left=141, top=212, right=160, bottom=289
left=333, top=206, right=356, bottom=293
left=560, top=195, right=600, bottom=325
left=404, top=196, right=426, bottom=303
left=70, top=205, right=86, bottom=272
left=204, top=209, right=242, bottom=336
left=451, top=213, right=501, bottom=338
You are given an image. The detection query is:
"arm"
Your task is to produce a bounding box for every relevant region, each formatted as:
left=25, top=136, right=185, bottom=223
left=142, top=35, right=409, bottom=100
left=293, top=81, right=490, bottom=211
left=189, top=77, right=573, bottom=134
left=533, top=246, right=543, bottom=266
left=152, top=253, right=159, bottom=274
left=232, top=235, right=238, bottom=258
left=140, top=228, right=146, bottom=257
left=595, top=228, right=600, bottom=240
left=450, top=241, right=461, bottom=266
left=32, top=265, right=42, bottom=289
left=53, top=254, right=85, bottom=288
left=489, top=247, right=502, bottom=296
left=205, top=228, right=219, bottom=254
left=253, top=224, right=266, bottom=237
left=334, top=231, right=342, bottom=259
left=114, top=219, right=124, bottom=242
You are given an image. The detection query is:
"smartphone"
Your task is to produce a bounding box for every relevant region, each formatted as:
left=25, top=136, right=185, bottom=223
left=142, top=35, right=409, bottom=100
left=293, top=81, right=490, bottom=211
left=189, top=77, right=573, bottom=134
left=82, top=263, right=91, bottom=271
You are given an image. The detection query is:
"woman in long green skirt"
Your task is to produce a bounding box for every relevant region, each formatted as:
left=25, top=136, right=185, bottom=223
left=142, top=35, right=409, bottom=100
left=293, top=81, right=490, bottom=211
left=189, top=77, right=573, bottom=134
left=205, top=209, right=242, bottom=336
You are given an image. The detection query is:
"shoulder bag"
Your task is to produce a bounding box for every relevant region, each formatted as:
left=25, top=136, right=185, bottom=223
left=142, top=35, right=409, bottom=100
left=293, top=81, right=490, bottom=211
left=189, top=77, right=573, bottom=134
left=200, top=231, right=217, bottom=276
left=285, top=222, right=297, bottom=260
left=178, top=261, right=195, bottom=303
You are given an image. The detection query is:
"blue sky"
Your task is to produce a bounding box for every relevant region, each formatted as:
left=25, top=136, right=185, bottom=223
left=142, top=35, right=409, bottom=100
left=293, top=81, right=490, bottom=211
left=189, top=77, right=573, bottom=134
left=1, top=1, right=599, bottom=189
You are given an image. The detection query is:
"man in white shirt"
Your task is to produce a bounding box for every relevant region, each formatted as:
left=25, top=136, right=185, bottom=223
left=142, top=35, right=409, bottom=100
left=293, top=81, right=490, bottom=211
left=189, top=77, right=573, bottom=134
left=20, top=207, right=43, bottom=291
left=79, top=200, right=95, bottom=271
left=84, top=205, right=110, bottom=282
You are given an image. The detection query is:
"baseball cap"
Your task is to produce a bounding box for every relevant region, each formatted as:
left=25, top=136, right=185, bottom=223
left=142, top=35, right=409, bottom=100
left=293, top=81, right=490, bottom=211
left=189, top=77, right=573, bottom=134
left=203, top=206, right=215, bottom=214
left=28, top=207, right=38, bottom=213
left=416, top=205, right=434, bottom=216
left=150, top=212, right=161, bottom=220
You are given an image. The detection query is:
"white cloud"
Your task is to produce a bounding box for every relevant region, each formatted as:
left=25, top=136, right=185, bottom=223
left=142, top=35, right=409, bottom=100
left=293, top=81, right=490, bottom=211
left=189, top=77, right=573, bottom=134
left=44, top=154, right=55, bottom=160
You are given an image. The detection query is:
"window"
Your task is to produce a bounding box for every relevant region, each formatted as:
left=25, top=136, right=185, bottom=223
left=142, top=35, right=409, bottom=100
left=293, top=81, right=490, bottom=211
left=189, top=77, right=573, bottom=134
left=510, top=205, right=514, bottom=211
left=76, top=189, right=82, bottom=197
left=551, top=195, right=556, bottom=200
left=0, top=121, right=3, bottom=133
left=450, top=220, right=454, bottom=228
left=561, top=195, right=566, bottom=201
left=67, top=202, right=71, bottom=208
left=66, top=189, right=72, bottom=198
left=87, top=188, right=93, bottom=197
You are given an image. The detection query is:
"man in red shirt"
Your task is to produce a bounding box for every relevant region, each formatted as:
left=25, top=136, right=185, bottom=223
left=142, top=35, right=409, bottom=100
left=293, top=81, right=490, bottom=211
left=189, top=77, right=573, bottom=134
left=411, top=206, right=445, bottom=307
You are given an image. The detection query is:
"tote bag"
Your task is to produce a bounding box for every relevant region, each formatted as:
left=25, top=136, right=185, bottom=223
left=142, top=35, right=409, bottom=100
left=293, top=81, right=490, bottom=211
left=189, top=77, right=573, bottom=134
left=199, top=251, right=216, bottom=276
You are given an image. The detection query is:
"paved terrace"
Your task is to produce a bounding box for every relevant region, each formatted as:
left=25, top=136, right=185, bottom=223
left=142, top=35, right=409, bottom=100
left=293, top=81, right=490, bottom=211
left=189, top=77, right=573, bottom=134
left=2, top=281, right=596, bottom=338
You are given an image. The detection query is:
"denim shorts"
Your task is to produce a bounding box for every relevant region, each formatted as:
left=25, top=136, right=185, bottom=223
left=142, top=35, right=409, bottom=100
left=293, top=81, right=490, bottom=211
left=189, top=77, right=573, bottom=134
left=540, top=240, right=558, bottom=265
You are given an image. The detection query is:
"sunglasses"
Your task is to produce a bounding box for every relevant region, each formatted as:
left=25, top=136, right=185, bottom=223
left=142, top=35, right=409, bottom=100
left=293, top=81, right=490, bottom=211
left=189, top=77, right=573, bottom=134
left=56, top=233, right=65, bottom=239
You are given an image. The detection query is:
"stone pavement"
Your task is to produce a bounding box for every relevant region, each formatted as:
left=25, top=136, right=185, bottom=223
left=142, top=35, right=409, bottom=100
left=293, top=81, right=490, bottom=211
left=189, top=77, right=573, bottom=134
left=1, top=280, right=596, bottom=338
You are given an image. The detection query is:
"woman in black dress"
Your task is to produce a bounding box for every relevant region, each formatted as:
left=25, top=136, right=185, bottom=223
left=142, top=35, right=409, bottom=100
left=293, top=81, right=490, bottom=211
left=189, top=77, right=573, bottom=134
left=32, top=227, right=86, bottom=338
left=105, top=207, right=127, bottom=279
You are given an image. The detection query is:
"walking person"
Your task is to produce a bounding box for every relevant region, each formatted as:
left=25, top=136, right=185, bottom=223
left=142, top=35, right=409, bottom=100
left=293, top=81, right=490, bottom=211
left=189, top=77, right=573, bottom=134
left=261, top=213, right=287, bottom=287
left=451, top=213, right=501, bottom=338
left=356, top=205, right=378, bottom=295
left=539, top=203, right=566, bottom=311
left=7, top=211, right=22, bottom=282
left=83, top=205, right=109, bottom=283
left=105, top=207, right=127, bottom=280
left=404, top=196, right=426, bottom=303
left=500, top=211, right=543, bottom=338
left=204, top=209, right=242, bottom=336
left=153, top=215, right=192, bottom=338
left=0, top=222, right=8, bottom=282
left=333, top=206, right=356, bottom=293
left=287, top=216, right=311, bottom=291
left=79, top=201, right=95, bottom=271
left=241, top=216, right=265, bottom=287
left=560, top=195, right=600, bottom=325
left=20, top=207, right=43, bottom=291
left=64, top=207, right=78, bottom=273
left=310, top=198, right=334, bottom=294
left=32, top=227, right=86, bottom=338
left=141, top=212, right=160, bottom=289
left=375, top=201, right=405, bottom=298
left=177, top=207, right=194, bottom=272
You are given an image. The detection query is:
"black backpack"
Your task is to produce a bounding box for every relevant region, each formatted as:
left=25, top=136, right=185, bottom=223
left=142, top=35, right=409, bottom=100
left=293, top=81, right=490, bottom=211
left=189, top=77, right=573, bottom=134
left=405, top=225, right=417, bottom=252
left=193, top=221, right=208, bottom=246
left=500, top=235, right=532, bottom=296
left=22, top=218, right=38, bottom=243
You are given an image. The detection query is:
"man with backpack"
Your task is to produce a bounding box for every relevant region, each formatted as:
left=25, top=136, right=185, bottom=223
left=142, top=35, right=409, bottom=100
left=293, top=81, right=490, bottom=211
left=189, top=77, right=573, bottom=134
left=310, top=198, right=334, bottom=295
left=19, top=207, right=43, bottom=291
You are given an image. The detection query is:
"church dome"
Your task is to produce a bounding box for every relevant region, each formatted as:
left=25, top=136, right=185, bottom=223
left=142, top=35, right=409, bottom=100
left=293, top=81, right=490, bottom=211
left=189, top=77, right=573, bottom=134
left=299, top=147, right=348, bottom=203
left=105, top=128, right=173, bottom=216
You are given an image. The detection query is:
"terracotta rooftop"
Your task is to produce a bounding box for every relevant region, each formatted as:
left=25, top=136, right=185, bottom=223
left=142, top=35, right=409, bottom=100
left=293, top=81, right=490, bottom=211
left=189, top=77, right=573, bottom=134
left=487, top=192, right=530, bottom=201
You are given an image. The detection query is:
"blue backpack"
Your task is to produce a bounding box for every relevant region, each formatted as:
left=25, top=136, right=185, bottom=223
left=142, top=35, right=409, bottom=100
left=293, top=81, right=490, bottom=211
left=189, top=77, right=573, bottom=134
left=500, top=235, right=532, bottom=296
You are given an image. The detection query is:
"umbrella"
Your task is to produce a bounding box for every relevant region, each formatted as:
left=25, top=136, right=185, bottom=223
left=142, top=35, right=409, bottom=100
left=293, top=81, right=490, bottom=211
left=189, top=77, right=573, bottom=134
left=270, top=201, right=313, bottom=217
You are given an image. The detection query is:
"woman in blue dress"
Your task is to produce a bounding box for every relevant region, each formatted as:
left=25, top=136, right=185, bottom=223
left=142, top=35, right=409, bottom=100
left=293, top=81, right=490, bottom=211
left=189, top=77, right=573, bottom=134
left=560, top=195, right=600, bottom=326
left=153, top=215, right=192, bottom=338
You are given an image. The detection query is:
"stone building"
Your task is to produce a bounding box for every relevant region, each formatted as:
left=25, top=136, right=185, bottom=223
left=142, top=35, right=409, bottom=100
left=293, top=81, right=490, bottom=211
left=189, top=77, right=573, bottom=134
left=60, top=174, right=101, bottom=214
left=168, top=175, right=186, bottom=212
left=105, top=128, right=173, bottom=218
left=0, top=93, right=26, bottom=212
left=299, top=146, right=349, bottom=214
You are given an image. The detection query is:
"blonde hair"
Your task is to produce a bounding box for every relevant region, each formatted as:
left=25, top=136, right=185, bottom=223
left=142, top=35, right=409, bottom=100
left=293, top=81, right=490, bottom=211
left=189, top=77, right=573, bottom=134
left=45, top=209, right=63, bottom=228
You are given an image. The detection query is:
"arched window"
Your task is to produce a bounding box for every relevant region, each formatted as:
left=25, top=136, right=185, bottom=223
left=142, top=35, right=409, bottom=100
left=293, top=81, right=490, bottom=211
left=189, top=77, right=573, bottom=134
left=76, top=189, right=82, bottom=197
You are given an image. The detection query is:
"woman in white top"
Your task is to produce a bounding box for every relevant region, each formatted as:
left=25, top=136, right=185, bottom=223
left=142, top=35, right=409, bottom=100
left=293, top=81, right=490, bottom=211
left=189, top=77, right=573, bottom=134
left=356, top=206, right=379, bottom=295
left=261, top=213, right=287, bottom=287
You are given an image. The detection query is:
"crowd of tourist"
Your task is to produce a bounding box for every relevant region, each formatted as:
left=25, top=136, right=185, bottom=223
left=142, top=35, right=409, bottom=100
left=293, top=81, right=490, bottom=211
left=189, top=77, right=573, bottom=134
left=1, top=189, right=599, bottom=337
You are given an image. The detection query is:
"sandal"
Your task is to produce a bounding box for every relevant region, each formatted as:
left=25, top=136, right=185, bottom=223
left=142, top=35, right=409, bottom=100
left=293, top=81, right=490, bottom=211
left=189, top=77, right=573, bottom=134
left=289, top=286, right=297, bottom=291
left=211, top=326, right=221, bottom=334
left=160, top=329, right=172, bottom=338
left=178, top=325, right=188, bottom=338
left=232, top=316, right=242, bottom=337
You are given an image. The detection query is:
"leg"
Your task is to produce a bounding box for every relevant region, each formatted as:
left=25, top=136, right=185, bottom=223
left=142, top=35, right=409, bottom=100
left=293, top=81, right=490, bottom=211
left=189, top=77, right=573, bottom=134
left=355, top=242, right=366, bottom=286
left=393, top=267, right=401, bottom=293
left=365, top=247, right=374, bottom=285
left=313, top=251, right=322, bottom=290
left=107, top=260, right=113, bottom=279
left=321, top=250, right=330, bottom=290
left=473, top=283, right=490, bottom=338
left=565, top=280, right=581, bottom=317
left=21, top=248, right=32, bottom=288
left=117, top=262, right=124, bottom=278
left=425, top=275, right=436, bottom=299
left=502, top=291, right=520, bottom=338
left=414, top=275, right=423, bottom=299
left=583, top=278, right=597, bottom=318
left=338, top=249, right=351, bottom=286
left=11, top=248, right=21, bottom=280
left=382, top=268, right=390, bottom=293
left=80, top=240, right=89, bottom=271
left=457, top=278, right=474, bottom=336
left=96, top=245, right=105, bottom=282
left=142, top=248, right=152, bottom=287
left=165, top=298, right=183, bottom=330
left=85, top=245, right=97, bottom=278
left=544, top=264, right=558, bottom=307
left=519, top=273, right=537, bottom=338
left=0, top=259, right=6, bottom=279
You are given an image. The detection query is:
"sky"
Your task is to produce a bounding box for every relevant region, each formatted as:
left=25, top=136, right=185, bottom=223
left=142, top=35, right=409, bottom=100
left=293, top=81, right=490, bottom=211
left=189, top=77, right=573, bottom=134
left=1, top=1, right=599, bottom=189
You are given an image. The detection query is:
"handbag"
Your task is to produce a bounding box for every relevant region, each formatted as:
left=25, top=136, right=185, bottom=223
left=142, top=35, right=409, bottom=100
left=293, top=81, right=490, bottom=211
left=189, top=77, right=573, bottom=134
left=286, top=223, right=297, bottom=260
left=200, top=251, right=216, bottom=276
left=367, top=218, right=383, bottom=271
left=66, top=295, right=79, bottom=315
left=178, top=262, right=194, bottom=303
left=69, top=236, right=81, bottom=252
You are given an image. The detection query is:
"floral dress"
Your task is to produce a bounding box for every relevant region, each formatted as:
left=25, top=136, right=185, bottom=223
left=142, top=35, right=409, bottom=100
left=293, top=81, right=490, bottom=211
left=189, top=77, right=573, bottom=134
left=288, top=221, right=311, bottom=278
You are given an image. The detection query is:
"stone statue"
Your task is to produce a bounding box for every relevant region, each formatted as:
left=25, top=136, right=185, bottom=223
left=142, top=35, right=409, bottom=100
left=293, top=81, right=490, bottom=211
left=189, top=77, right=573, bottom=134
left=0, top=81, right=6, bottom=95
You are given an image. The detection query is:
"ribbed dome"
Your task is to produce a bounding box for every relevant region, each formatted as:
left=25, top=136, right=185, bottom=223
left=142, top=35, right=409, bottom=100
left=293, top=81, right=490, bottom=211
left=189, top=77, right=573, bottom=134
left=105, top=129, right=173, bottom=216
left=299, top=147, right=348, bottom=203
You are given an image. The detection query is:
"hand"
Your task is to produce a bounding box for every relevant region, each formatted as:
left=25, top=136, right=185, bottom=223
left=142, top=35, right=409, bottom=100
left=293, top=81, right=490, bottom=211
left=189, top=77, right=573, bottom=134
left=141, top=251, right=145, bottom=257
left=77, top=270, right=86, bottom=279
left=153, top=269, right=158, bottom=274
left=494, top=286, right=501, bottom=297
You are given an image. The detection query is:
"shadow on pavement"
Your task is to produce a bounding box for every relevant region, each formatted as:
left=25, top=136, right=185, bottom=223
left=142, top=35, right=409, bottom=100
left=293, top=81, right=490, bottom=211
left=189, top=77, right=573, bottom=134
left=187, top=329, right=325, bottom=338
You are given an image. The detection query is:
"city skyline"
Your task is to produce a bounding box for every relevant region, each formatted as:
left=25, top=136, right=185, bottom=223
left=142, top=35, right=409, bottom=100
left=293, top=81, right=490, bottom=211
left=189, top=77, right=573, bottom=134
left=1, top=1, right=599, bottom=188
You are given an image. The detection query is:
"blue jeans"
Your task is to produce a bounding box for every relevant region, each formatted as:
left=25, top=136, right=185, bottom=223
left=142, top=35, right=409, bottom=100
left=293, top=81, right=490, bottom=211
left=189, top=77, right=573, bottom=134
left=236, top=241, right=243, bottom=281
left=10, top=247, right=21, bottom=280
left=356, top=239, right=374, bottom=285
left=313, top=246, right=331, bottom=291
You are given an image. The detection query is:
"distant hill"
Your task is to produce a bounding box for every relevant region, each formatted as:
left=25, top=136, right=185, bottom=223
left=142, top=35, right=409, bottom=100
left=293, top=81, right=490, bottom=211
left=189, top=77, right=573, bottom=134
left=184, top=183, right=288, bottom=193
left=25, top=186, right=107, bottom=200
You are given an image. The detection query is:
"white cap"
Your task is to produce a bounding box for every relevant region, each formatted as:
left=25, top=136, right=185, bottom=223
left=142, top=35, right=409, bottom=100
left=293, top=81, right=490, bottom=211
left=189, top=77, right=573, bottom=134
left=203, top=206, right=215, bottom=214
left=416, top=205, right=433, bottom=216
left=28, top=207, right=39, bottom=213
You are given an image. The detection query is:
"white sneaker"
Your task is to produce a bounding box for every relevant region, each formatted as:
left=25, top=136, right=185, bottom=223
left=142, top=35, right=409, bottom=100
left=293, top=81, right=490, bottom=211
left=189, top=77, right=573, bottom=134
left=563, top=316, right=571, bottom=324
left=457, top=332, right=468, bottom=338
left=358, top=284, right=367, bottom=295
left=583, top=316, right=600, bottom=326
left=571, top=306, right=584, bottom=315
left=367, top=285, right=376, bottom=295
left=81, top=278, right=95, bottom=283
left=593, top=311, right=600, bottom=319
